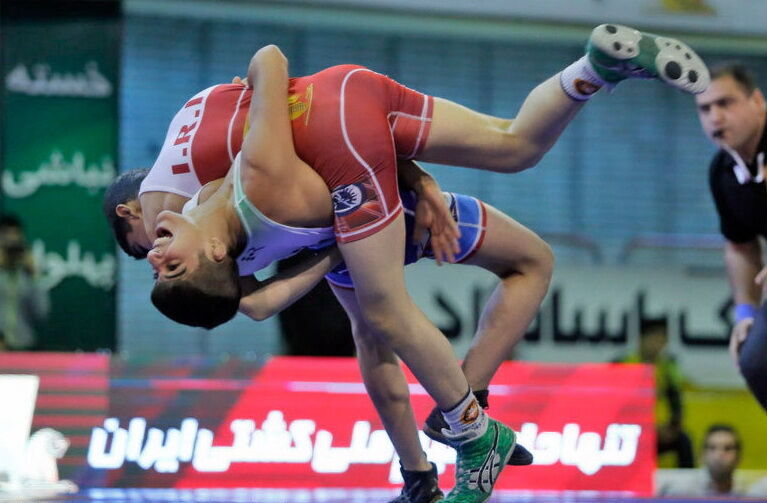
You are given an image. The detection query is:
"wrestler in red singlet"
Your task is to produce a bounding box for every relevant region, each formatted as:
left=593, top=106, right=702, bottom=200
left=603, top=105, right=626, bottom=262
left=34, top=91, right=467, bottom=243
left=143, top=65, right=433, bottom=243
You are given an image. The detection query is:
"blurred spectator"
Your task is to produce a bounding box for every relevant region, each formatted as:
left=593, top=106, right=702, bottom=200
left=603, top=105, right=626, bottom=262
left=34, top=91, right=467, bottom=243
left=701, top=424, right=743, bottom=495
left=658, top=424, right=755, bottom=496
left=695, top=63, right=767, bottom=412
left=0, top=215, right=49, bottom=350
left=618, top=317, right=693, bottom=467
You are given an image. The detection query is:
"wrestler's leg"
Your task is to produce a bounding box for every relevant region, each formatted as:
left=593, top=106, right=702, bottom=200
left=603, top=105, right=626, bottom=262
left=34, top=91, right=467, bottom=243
left=339, top=215, right=516, bottom=502
left=328, top=67, right=468, bottom=408
left=338, top=214, right=469, bottom=409
left=418, top=78, right=584, bottom=174
left=418, top=26, right=708, bottom=173
left=417, top=76, right=585, bottom=173
left=330, top=282, right=430, bottom=472
left=459, top=204, right=554, bottom=389
left=421, top=202, right=551, bottom=465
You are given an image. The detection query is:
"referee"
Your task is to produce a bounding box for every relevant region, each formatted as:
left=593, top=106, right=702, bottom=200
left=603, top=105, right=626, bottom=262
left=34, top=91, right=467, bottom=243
left=696, top=63, right=767, bottom=412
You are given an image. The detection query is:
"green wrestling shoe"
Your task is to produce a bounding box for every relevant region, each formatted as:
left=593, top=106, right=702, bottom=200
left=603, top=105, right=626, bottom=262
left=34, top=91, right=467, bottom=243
left=423, top=406, right=533, bottom=466
left=587, top=23, right=709, bottom=94
left=441, top=419, right=516, bottom=503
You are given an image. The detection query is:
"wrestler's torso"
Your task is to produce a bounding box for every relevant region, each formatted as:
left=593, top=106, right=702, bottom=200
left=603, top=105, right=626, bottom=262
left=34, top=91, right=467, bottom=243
left=139, top=77, right=327, bottom=241
left=140, top=68, right=354, bottom=199
left=142, top=65, right=430, bottom=266
left=140, top=64, right=422, bottom=201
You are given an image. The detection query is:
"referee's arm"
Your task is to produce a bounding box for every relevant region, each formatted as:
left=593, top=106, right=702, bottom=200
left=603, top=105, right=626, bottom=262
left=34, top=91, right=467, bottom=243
left=724, top=239, right=763, bottom=308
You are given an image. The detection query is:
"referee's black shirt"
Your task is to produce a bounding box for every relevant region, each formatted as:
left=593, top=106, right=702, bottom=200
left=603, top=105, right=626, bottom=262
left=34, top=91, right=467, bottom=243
left=709, top=117, right=767, bottom=243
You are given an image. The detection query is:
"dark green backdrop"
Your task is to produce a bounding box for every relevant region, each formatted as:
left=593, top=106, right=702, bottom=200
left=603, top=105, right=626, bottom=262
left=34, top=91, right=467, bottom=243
left=1, top=1, right=121, bottom=350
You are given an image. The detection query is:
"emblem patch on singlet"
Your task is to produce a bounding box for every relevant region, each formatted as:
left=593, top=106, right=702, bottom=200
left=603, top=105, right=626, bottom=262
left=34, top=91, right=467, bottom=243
left=331, top=183, right=365, bottom=216
left=288, top=83, right=313, bottom=125
left=332, top=177, right=387, bottom=235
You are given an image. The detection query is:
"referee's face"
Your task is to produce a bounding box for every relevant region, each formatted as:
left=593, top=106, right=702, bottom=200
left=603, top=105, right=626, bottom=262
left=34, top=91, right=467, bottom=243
left=695, top=75, right=766, bottom=156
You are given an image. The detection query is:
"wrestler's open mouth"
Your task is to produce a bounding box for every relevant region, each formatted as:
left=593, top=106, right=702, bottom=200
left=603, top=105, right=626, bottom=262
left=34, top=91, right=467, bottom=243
left=712, top=129, right=725, bottom=139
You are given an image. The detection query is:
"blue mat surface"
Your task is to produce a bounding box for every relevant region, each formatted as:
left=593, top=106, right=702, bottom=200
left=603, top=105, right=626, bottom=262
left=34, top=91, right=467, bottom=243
left=4, top=488, right=763, bottom=503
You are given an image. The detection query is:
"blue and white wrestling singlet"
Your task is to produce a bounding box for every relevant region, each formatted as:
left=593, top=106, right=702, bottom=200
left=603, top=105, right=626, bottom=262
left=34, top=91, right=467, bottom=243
left=325, top=190, right=487, bottom=289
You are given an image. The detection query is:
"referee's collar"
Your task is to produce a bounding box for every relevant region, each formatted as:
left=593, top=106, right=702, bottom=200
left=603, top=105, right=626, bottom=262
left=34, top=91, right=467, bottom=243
left=723, top=116, right=767, bottom=185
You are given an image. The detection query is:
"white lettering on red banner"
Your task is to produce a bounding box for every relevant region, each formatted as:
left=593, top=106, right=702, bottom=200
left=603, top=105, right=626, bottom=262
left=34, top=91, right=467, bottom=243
left=87, top=412, right=641, bottom=479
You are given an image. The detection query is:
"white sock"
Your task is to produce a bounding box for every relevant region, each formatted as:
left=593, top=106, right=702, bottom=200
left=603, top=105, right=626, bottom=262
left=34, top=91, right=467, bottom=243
left=440, top=389, right=488, bottom=442
left=559, top=56, right=607, bottom=101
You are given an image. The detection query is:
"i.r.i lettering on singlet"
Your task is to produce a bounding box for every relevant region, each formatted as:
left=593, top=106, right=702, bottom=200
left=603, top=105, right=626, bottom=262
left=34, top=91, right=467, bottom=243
left=171, top=97, right=203, bottom=175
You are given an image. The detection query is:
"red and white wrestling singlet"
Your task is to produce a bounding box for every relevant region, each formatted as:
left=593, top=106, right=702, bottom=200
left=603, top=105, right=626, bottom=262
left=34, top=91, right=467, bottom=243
left=142, top=65, right=434, bottom=242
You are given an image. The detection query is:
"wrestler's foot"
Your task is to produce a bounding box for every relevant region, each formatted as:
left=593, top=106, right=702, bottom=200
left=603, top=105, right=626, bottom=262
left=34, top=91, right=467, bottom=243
left=388, top=462, right=444, bottom=503
left=441, top=418, right=516, bottom=503
left=587, top=23, right=709, bottom=94
left=423, top=405, right=533, bottom=466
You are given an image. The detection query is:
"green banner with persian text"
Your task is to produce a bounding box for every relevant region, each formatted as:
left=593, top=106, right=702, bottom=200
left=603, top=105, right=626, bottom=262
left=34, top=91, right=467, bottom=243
left=1, top=4, right=120, bottom=350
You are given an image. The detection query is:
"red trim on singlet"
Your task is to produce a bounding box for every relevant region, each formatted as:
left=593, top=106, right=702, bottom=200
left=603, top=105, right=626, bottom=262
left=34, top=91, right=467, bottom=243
left=335, top=203, right=403, bottom=242
left=457, top=201, right=488, bottom=264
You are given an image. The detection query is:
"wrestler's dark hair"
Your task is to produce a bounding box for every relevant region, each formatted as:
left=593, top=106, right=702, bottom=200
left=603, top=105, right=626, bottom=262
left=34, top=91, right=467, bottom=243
left=710, top=62, right=758, bottom=95
left=102, top=169, right=150, bottom=259
left=703, top=423, right=741, bottom=454
left=151, top=252, right=241, bottom=329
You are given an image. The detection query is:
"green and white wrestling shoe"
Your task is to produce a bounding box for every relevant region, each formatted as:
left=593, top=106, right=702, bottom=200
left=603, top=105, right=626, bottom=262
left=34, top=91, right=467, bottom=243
left=441, top=419, right=516, bottom=503
left=423, top=405, right=533, bottom=466
left=587, top=23, right=709, bottom=94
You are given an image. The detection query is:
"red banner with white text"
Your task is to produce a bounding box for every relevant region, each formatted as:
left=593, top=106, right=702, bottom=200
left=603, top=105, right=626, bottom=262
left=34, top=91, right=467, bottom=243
left=84, top=357, right=654, bottom=494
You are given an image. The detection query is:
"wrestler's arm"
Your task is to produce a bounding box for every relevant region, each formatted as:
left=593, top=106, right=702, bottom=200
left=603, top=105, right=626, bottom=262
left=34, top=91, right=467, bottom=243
left=241, top=46, right=303, bottom=182
left=238, top=246, right=342, bottom=321
left=238, top=45, right=329, bottom=225
left=244, top=45, right=293, bottom=165
left=398, top=160, right=461, bottom=265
